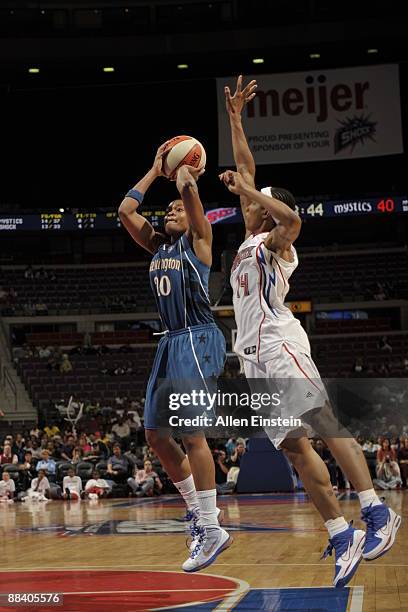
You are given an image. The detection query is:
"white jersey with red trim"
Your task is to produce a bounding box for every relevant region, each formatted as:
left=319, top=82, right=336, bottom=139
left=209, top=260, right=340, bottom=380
left=230, top=232, right=310, bottom=363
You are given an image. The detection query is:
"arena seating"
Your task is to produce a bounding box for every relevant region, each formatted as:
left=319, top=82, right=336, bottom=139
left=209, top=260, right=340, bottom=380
left=314, top=318, right=392, bottom=334
left=1, top=247, right=408, bottom=316
left=17, top=348, right=157, bottom=407
left=311, top=332, right=408, bottom=377
left=0, top=265, right=156, bottom=315
left=25, top=330, right=151, bottom=346
left=289, top=249, right=408, bottom=302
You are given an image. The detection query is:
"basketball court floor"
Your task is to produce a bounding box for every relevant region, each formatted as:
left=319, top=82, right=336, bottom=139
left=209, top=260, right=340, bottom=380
left=0, top=490, right=405, bottom=611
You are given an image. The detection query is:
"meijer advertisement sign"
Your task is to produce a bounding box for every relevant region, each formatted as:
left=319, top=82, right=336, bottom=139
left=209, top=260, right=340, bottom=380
left=217, top=64, right=403, bottom=165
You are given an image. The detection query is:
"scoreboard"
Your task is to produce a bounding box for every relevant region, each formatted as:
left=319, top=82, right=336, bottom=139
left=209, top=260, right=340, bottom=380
left=0, top=210, right=166, bottom=232
left=0, top=196, right=407, bottom=231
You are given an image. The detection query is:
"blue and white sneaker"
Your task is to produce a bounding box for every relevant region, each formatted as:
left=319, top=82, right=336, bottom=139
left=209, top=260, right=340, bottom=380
left=182, top=525, right=233, bottom=572
left=361, top=503, right=401, bottom=561
left=184, top=507, right=224, bottom=552
left=322, top=524, right=365, bottom=588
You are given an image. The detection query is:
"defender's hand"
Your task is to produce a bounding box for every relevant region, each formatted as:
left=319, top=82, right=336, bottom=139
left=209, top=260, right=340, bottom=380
left=225, top=75, right=257, bottom=116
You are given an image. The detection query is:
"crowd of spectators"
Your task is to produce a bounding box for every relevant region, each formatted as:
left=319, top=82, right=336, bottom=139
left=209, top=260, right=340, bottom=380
left=0, top=403, right=168, bottom=503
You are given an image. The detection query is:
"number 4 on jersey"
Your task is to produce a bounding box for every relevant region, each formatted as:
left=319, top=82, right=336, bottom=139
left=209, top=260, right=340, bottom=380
left=236, top=273, right=249, bottom=297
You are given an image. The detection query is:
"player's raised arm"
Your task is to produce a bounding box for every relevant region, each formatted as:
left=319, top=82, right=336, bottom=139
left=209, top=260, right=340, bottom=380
left=176, top=165, right=212, bottom=267
left=221, top=170, right=301, bottom=252
left=118, top=143, right=167, bottom=254
left=224, top=75, right=257, bottom=184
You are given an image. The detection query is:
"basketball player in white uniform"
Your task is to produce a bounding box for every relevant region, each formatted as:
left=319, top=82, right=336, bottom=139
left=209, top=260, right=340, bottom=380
left=220, top=76, right=401, bottom=588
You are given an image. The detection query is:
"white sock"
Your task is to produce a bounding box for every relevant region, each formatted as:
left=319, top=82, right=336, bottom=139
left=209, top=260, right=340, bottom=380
left=325, top=516, right=349, bottom=539
left=174, top=475, right=199, bottom=512
left=358, top=488, right=383, bottom=509
left=196, top=489, right=218, bottom=527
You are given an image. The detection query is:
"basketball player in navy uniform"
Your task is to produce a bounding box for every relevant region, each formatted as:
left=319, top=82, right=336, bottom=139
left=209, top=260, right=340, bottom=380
left=220, top=76, right=401, bottom=587
left=119, top=143, right=232, bottom=572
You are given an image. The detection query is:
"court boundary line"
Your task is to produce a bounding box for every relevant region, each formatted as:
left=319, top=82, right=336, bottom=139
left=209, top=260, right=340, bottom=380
left=1, top=562, right=406, bottom=569
left=349, top=585, right=364, bottom=612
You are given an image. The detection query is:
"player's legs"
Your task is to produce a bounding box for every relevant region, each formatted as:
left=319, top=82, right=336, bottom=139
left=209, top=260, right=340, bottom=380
left=284, top=349, right=402, bottom=564
left=280, top=436, right=342, bottom=521
left=145, top=429, right=191, bottom=483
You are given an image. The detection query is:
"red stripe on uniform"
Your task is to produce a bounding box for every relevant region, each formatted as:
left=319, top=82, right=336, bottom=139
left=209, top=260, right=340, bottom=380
left=282, top=343, right=321, bottom=391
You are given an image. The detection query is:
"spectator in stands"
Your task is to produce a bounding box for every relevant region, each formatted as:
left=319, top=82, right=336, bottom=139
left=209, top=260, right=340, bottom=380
left=403, top=357, right=408, bottom=373
left=102, top=427, right=115, bottom=446
left=19, top=451, right=37, bottom=490
left=71, top=447, right=84, bottom=464
left=36, top=449, right=56, bottom=477
left=30, top=439, right=42, bottom=459
left=229, top=440, right=246, bottom=467
left=99, top=361, right=109, bottom=376
left=23, top=469, right=50, bottom=501
left=0, top=471, right=15, bottom=502
left=78, top=434, right=92, bottom=454
left=44, top=422, right=60, bottom=438
left=124, top=442, right=140, bottom=468
left=30, top=424, right=41, bottom=439
left=62, top=467, right=82, bottom=501
left=38, top=346, right=52, bottom=359
left=107, top=444, right=130, bottom=482
left=60, top=354, right=73, bottom=374
left=35, top=302, right=48, bottom=315
left=374, top=439, right=402, bottom=489
left=378, top=336, right=393, bottom=353
left=373, top=282, right=387, bottom=301
left=24, top=265, right=34, bottom=279
left=61, top=435, right=76, bottom=461
left=225, top=437, right=236, bottom=456
left=13, top=433, right=25, bottom=462
left=82, top=443, right=99, bottom=463
left=112, top=417, right=131, bottom=447
left=46, top=440, right=61, bottom=460
left=0, top=443, right=18, bottom=465
left=84, top=469, right=111, bottom=499
left=214, top=449, right=229, bottom=484
left=362, top=439, right=375, bottom=453
left=398, top=437, right=408, bottom=487
left=352, top=356, right=365, bottom=374
left=127, top=459, right=162, bottom=497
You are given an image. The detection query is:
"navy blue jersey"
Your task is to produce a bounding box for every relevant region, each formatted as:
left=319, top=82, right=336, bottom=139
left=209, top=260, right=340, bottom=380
left=149, top=233, right=214, bottom=331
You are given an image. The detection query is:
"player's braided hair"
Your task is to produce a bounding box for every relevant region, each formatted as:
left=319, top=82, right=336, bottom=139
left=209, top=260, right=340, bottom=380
left=269, top=187, right=296, bottom=210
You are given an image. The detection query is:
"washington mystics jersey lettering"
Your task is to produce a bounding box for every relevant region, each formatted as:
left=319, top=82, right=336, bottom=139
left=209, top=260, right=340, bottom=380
left=149, top=233, right=214, bottom=331
left=230, top=232, right=310, bottom=363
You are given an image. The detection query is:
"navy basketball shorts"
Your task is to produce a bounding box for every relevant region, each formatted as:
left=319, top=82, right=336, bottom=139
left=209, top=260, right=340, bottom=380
left=144, top=323, right=226, bottom=432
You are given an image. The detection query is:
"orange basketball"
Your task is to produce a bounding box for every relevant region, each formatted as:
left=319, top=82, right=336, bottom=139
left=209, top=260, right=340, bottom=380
left=162, top=135, right=206, bottom=179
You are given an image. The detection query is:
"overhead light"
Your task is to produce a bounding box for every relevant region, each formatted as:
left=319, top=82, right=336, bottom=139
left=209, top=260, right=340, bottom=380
left=103, top=67, right=115, bottom=73
left=59, top=208, right=65, bottom=213
left=367, top=48, right=378, bottom=54
left=177, top=63, right=189, bottom=69
left=252, top=58, right=264, bottom=64
left=310, top=53, right=320, bottom=59
left=28, top=67, right=40, bottom=74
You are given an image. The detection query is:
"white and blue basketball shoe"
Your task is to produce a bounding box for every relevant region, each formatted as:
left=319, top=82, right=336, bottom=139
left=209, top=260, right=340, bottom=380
left=361, top=503, right=401, bottom=561
left=182, top=525, right=233, bottom=572
left=183, top=507, right=224, bottom=552
left=322, top=524, right=366, bottom=588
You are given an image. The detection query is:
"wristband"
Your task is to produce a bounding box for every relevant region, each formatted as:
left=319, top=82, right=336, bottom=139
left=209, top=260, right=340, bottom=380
left=126, top=188, right=144, bottom=204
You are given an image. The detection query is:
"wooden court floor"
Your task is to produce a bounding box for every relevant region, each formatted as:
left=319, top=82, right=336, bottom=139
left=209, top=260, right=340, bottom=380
left=0, top=490, right=406, bottom=611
